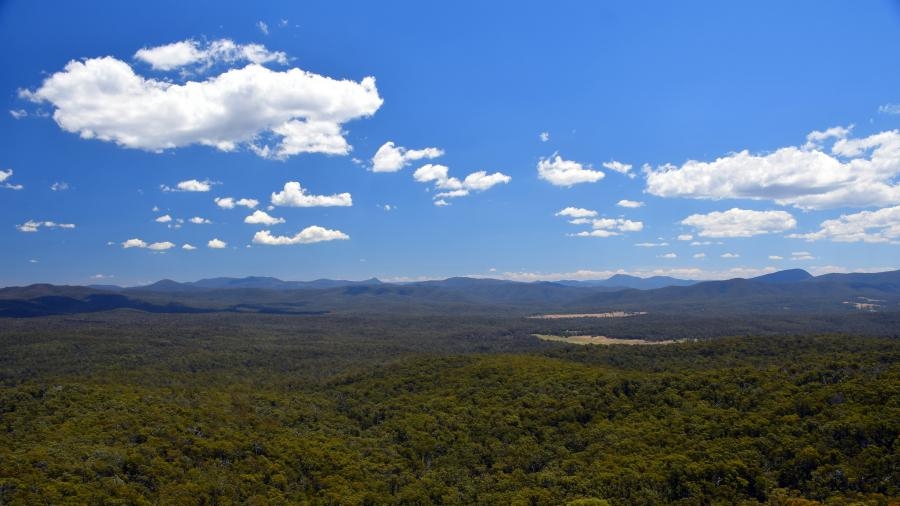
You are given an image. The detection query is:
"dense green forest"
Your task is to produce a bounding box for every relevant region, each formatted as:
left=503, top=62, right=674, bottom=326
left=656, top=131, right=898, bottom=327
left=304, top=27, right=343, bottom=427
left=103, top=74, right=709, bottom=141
left=1, top=311, right=898, bottom=504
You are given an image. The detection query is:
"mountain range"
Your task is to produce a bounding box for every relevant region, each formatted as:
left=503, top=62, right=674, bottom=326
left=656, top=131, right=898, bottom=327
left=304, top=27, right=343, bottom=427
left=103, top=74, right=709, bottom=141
left=1, top=268, right=898, bottom=318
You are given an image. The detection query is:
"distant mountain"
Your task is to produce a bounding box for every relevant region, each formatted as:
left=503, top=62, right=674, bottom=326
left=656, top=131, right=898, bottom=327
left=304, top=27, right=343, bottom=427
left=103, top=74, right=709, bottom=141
left=752, top=269, right=813, bottom=284
left=132, top=276, right=384, bottom=291
left=557, top=274, right=697, bottom=290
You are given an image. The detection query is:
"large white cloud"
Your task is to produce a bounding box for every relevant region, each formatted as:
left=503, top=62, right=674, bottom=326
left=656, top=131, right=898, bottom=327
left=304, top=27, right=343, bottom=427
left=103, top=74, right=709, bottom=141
left=645, top=127, right=900, bottom=209
left=371, top=141, right=443, bottom=172
left=271, top=181, right=352, bottom=207
left=537, top=154, right=604, bottom=186
left=413, top=164, right=510, bottom=203
left=789, top=204, right=900, bottom=243
left=208, top=238, right=227, bottom=249
left=681, top=208, right=796, bottom=237
left=569, top=218, right=643, bottom=238
left=16, top=220, right=75, bottom=232
left=253, top=226, right=349, bottom=245
left=21, top=42, right=383, bottom=159
left=244, top=210, right=285, bottom=225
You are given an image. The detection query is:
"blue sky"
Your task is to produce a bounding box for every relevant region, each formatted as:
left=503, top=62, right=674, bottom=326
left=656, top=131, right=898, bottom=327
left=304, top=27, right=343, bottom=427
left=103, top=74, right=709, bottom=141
left=2, top=1, right=900, bottom=286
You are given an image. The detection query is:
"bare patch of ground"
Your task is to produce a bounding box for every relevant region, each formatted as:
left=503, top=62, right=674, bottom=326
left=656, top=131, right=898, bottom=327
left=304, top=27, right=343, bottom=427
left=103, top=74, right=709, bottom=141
left=528, top=311, right=647, bottom=319
left=534, top=334, right=681, bottom=346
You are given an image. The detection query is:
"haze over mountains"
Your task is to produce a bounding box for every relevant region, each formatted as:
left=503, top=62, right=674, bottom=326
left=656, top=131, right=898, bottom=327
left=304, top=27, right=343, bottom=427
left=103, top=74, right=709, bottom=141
left=1, top=268, right=898, bottom=318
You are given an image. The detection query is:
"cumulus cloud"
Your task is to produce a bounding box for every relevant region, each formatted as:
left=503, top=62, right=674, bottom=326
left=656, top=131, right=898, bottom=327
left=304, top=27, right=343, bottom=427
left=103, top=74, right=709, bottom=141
left=769, top=255, right=784, bottom=260
left=162, top=179, right=214, bottom=192
left=271, top=181, right=352, bottom=207
left=681, top=208, right=796, bottom=237
left=539, top=132, right=550, bottom=142
left=155, top=214, right=172, bottom=223
left=602, top=160, right=633, bottom=177
left=537, top=154, right=604, bottom=186
left=677, top=234, right=693, bottom=241
left=635, top=242, right=669, bottom=247
left=182, top=243, right=197, bottom=250
left=645, top=127, right=900, bottom=209
left=208, top=238, right=227, bottom=249
left=22, top=41, right=382, bottom=160
left=16, top=220, right=76, bottom=232
left=659, top=253, right=677, bottom=259
left=555, top=207, right=598, bottom=219
left=244, top=209, right=285, bottom=225
left=569, top=218, right=644, bottom=238
left=413, top=164, right=510, bottom=203
left=371, top=141, right=443, bottom=172
left=215, top=197, right=259, bottom=209
left=189, top=216, right=211, bottom=224
left=791, top=251, right=816, bottom=260
left=134, top=39, right=287, bottom=71
left=121, top=238, right=174, bottom=250
left=617, top=199, right=644, bottom=208
left=789, top=204, right=900, bottom=243
left=252, top=226, right=349, bottom=245
left=721, top=252, right=740, bottom=258
left=694, top=253, right=706, bottom=259
left=1, top=169, right=23, bottom=190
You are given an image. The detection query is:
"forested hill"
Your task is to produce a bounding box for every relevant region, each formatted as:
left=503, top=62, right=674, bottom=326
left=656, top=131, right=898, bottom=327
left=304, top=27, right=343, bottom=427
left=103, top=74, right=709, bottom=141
left=0, top=269, right=899, bottom=317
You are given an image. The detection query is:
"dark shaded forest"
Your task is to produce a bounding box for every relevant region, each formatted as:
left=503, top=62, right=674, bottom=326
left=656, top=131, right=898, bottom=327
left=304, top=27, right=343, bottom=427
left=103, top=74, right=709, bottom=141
left=1, top=311, right=898, bottom=504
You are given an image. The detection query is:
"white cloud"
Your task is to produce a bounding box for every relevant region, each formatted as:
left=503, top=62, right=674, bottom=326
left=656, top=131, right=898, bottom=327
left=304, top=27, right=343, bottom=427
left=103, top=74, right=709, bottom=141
left=616, top=199, right=644, bottom=208
left=271, top=181, right=352, bottom=207
left=555, top=207, right=597, bottom=219
left=539, top=132, right=550, bottom=142
left=50, top=181, right=69, bottom=191
left=659, top=253, right=677, bottom=259
left=23, top=42, right=382, bottom=159
left=602, top=160, right=633, bottom=177
left=162, top=179, right=214, bottom=192
left=121, top=238, right=173, bottom=250
left=569, top=217, right=643, bottom=237
left=879, top=104, right=900, bottom=115
left=635, top=242, right=668, bottom=247
left=434, top=199, right=450, bottom=207
left=9, top=109, right=27, bottom=119
left=371, top=141, right=443, bottom=172
left=252, top=226, right=349, bottom=245
left=0, top=169, right=23, bottom=190
left=215, top=197, right=259, bottom=209
left=244, top=209, right=285, bottom=225
left=769, top=255, right=784, bottom=260
left=677, top=234, right=693, bottom=241
left=721, top=252, right=740, bottom=259
left=148, top=241, right=175, bottom=251
left=791, top=251, right=816, bottom=260
left=789, top=204, right=900, bottom=243
left=681, top=208, right=796, bottom=237
left=155, top=214, right=172, bottom=223
left=693, top=253, right=706, bottom=259
left=208, top=238, right=227, bottom=249
left=16, top=220, right=76, bottom=232
left=537, top=154, right=604, bottom=186
left=645, top=127, right=900, bottom=210
left=134, top=39, right=287, bottom=71
left=257, top=21, right=269, bottom=35
left=182, top=243, right=197, bottom=250
left=413, top=164, right=510, bottom=201
left=188, top=216, right=211, bottom=224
